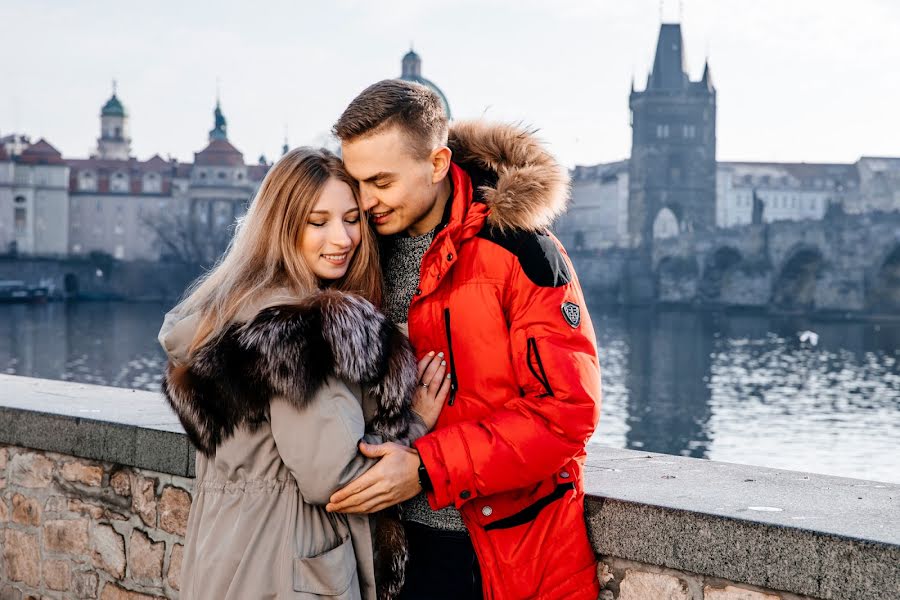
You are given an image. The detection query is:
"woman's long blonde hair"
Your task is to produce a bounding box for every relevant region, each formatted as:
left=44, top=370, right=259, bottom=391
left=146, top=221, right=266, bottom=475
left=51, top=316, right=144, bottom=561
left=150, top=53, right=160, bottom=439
left=175, top=147, right=381, bottom=356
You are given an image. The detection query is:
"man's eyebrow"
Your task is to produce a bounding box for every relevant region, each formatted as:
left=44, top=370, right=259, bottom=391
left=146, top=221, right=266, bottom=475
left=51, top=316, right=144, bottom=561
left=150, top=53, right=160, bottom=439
left=360, top=172, right=395, bottom=183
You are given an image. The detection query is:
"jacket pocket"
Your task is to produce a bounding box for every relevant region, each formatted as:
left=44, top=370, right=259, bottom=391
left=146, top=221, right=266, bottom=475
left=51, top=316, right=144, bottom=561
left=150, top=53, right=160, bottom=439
left=483, top=482, right=574, bottom=531
left=443, top=308, right=459, bottom=405
left=292, top=535, right=358, bottom=596
left=526, top=337, right=555, bottom=398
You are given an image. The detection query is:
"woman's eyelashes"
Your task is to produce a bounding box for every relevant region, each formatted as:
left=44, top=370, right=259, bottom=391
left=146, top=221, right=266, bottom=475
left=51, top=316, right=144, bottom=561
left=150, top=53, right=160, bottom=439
left=307, top=213, right=360, bottom=227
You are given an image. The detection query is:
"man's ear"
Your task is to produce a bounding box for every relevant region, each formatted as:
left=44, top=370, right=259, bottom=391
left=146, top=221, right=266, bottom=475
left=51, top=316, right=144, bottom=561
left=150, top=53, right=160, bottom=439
left=430, top=146, right=452, bottom=184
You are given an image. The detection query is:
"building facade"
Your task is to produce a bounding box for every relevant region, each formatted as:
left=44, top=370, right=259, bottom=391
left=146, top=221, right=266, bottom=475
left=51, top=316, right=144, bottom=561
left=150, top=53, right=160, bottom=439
left=1, top=89, right=269, bottom=263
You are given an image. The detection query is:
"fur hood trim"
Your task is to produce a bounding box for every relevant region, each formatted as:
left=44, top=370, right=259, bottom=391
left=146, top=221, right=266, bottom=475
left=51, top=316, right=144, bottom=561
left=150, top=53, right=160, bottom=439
left=448, top=120, right=570, bottom=232
left=162, top=290, right=418, bottom=456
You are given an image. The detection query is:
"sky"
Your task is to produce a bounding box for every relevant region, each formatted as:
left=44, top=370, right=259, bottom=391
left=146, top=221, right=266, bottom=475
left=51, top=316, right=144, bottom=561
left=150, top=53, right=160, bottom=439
left=2, top=0, right=898, bottom=168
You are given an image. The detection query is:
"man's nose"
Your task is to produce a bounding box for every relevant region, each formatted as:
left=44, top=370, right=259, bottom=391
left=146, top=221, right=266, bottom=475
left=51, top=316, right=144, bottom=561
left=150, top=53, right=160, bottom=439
left=359, top=190, right=378, bottom=211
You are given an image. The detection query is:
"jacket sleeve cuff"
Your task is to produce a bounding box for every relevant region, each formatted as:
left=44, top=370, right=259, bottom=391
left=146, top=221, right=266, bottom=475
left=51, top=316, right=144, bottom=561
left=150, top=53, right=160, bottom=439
left=413, top=434, right=454, bottom=509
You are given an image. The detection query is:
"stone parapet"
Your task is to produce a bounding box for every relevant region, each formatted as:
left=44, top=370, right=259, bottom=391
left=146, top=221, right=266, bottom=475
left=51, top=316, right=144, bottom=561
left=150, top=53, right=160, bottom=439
left=1, top=374, right=897, bottom=600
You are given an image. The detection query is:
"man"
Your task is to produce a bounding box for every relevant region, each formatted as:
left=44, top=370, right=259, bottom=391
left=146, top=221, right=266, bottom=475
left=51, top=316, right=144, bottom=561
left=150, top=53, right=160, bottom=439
left=327, top=79, right=602, bottom=600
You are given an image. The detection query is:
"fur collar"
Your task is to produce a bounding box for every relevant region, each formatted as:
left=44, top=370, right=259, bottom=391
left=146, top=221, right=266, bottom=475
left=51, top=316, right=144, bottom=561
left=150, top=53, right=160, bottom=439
left=162, top=290, right=418, bottom=456
left=448, top=120, right=570, bottom=232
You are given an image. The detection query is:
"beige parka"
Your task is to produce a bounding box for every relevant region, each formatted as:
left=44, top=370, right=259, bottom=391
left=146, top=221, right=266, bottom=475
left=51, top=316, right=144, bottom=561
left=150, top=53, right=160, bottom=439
left=159, top=290, right=425, bottom=600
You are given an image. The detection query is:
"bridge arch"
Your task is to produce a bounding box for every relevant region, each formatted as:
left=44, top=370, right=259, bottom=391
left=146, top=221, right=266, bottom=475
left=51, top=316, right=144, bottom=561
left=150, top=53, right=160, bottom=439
left=656, top=255, right=699, bottom=303
left=771, top=245, right=825, bottom=311
left=867, top=242, right=900, bottom=314
left=699, top=246, right=743, bottom=303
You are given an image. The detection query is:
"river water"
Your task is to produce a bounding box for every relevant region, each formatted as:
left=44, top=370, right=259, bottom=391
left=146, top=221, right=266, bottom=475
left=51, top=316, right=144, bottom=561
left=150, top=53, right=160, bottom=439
left=2, top=301, right=898, bottom=483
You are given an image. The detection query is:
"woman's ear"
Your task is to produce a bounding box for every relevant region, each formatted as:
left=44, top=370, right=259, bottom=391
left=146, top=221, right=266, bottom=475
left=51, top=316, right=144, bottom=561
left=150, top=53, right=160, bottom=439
left=430, top=146, right=452, bottom=184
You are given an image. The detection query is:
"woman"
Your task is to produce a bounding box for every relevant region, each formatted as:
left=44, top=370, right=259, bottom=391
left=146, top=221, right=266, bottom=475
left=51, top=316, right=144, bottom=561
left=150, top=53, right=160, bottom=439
left=158, top=147, right=450, bottom=600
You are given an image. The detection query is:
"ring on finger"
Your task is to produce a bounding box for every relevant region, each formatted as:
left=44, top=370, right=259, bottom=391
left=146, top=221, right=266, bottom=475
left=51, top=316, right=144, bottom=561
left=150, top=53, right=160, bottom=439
left=420, top=382, right=429, bottom=388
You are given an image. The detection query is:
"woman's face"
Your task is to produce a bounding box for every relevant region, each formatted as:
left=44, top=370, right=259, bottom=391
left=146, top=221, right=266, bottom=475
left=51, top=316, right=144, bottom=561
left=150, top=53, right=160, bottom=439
left=300, top=178, right=362, bottom=281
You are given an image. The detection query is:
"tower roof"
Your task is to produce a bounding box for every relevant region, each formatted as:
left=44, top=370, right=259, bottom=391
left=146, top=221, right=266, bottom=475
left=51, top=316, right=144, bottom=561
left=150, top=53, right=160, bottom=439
left=648, top=23, right=688, bottom=90
left=194, top=139, right=244, bottom=167
left=398, top=49, right=451, bottom=119
left=101, top=94, right=126, bottom=117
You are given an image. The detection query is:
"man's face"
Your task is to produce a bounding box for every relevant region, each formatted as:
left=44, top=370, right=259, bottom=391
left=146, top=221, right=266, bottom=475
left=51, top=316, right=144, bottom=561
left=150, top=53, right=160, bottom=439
left=341, top=126, right=438, bottom=237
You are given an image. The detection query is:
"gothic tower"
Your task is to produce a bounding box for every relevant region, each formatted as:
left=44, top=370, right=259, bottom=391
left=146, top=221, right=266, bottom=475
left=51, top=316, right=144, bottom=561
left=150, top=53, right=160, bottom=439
left=96, top=82, right=132, bottom=160
left=628, top=23, right=716, bottom=250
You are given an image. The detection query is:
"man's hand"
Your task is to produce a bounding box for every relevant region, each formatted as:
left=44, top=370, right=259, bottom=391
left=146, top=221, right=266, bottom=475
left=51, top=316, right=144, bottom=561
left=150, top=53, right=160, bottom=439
left=326, top=441, right=422, bottom=514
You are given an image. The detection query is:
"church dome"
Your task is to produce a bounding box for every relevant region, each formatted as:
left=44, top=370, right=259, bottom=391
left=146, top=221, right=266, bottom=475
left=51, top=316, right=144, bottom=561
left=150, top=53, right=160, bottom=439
left=399, top=49, right=452, bottom=119
left=101, top=94, right=126, bottom=117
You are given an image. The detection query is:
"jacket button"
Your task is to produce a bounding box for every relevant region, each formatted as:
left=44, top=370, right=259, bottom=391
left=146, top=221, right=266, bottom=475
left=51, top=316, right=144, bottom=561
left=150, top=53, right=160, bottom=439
left=481, top=506, right=493, bottom=517
left=446, top=253, right=453, bottom=261
left=415, top=288, right=422, bottom=296
left=560, top=470, right=570, bottom=479
left=460, top=490, right=471, bottom=499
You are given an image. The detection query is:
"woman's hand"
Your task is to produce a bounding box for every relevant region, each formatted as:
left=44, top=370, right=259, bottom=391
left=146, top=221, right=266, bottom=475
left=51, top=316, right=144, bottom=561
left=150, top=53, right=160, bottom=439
left=412, top=351, right=451, bottom=430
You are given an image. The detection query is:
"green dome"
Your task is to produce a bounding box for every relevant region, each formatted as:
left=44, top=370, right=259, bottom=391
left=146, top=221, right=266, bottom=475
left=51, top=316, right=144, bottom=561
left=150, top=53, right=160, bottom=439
left=101, top=94, right=126, bottom=117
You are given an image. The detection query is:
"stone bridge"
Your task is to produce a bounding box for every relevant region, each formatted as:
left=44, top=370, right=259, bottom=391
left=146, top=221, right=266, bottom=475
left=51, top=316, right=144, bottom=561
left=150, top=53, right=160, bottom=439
left=568, top=210, right=900, bottom=314
left=650, top=210, right=900, bottom=314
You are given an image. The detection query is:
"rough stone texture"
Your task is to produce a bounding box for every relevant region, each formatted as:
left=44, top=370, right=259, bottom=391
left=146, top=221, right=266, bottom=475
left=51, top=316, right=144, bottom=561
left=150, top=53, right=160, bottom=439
left=705, top=586, right=780, bottom=600
left=11, top=494, right=41, bottom=526
left=61, top=461, right=103, bottom=487
left=0, top=497, right=8, bottom=523
left=130, top=474, right=158, bottom=528
left=167, top=544, right=183, bottom=591
left=43, top=496, right=66, bottom=513
left=110, top=470, right=131, bottom=497
left=99, top=584, right=164, bottom=600
left=618, top=570, right=692, bottom=600
left=0, top=447, right=7, bottom=470
left=128, top=530, right=164, bottom=586
left=8, top=453, right=53, bottom=489
left=73, top=571, right=99, bottom=599
left=158, top=487, right=190, bottom=537
left=3, top=530, right=41, bottom=587
left=42, top=560, right=70, bottom=591
left=42, top=519, right=90, bottom=555
left=92, top=524, right=126, bottom=580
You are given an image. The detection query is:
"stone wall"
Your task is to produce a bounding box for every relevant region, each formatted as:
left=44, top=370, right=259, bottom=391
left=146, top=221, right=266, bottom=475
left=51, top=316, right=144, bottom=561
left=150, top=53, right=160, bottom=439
left=0, top=445, right=191, bottom=599
left=1, top=375, right=898, bottom=600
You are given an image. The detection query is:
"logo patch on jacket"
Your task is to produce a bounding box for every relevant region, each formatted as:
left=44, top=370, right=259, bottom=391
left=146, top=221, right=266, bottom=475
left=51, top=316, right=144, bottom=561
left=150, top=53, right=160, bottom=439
left=561, top=302, right=581, bottom=328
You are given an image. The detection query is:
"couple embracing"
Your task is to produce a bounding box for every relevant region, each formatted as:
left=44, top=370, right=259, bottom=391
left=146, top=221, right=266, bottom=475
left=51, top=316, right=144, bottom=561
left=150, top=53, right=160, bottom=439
left=159, top=79, right=602, bottom=600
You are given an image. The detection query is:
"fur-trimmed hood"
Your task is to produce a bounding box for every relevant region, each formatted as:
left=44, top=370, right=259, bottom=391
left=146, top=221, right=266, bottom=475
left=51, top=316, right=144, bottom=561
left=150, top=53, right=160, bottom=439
left=160, top=290, right=418, bottom=456
left=448, top=120, right=570, bottom=232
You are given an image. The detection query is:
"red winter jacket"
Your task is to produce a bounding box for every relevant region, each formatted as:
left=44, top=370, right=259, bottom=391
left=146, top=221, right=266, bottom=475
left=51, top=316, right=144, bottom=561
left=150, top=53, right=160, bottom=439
left=409, top=121, right=603, bottom=600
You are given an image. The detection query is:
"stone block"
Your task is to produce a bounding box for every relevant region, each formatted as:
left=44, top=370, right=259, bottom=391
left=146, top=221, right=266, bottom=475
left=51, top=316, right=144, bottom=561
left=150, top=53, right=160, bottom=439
left=9, top=453, right=53, bottom=488
left=0, top=584, right=22, bottom=600
left=44, top=496, right=67, bottom=513
left=98, top=584, right=163, bottom=600
left=3, top=529, right=42, bottom=587
left=704, top=586, right=779, bottom=600
left=0, top=447, right=7, bottom=470
left=158, top=486, right=191, bottom=537
left=128, top=529, right=164, bottom=586
left=43, top=559, right=71, bottom=591
left=129, top=473, right=157, bottom=528
left=73, top=571, right=99, bottom=599
left=618, top=570, right=692, bottom=600
left=167, top=543, right=183, bottom=591
left=109, top=470, right=131, bottom=497
left=11, top=493, right=42, bottom=526
left=61, top=461, right=103, bottom=487
left=43, top=518, right=90, bottom=555
left=0, top=497, right=8, bottom=522
left=92, top=524, right=126, bottom=580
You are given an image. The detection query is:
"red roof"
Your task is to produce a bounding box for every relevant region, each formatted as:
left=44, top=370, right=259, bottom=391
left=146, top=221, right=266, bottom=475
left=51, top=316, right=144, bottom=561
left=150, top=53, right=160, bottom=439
left=248, top=163, right=270, bottom=182
left=194, top=139, right=244, bottom=167
left=19, top=139, right=64, bottom=165
left=0, top=144, right=9, bottom=161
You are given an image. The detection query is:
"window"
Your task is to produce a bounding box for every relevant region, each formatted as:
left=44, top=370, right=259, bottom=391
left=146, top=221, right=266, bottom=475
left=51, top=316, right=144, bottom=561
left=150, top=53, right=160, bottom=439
left=14, top=208, right=26, bottom=233
left=656, top=124, right=670, bottom=139
left=14, top=196, right=26, bottom=204
left=218, top=171, right=227, bottom=179
left=114, top=245, right=125, bottom=259
left=683, top=125, right=696, bottom=138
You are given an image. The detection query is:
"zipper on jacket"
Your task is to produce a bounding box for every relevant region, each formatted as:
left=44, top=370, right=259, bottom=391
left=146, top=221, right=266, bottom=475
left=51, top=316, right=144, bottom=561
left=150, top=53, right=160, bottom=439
left=526, top=337, right=555, bottom=398
left=443, top=308, right=458, bottom=405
